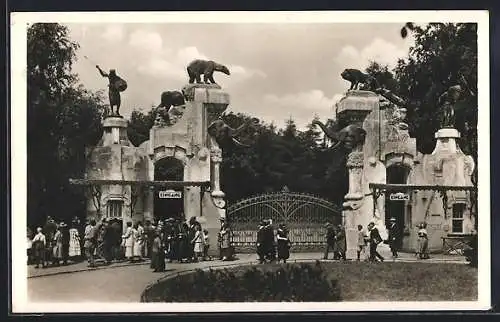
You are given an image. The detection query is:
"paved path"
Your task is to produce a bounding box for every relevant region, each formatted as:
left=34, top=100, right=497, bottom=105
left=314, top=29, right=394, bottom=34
left=27, top=251, right=466, bottom=303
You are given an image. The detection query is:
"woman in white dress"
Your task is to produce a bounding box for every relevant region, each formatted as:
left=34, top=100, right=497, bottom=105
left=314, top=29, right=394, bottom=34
left=122, top=221, right=135, bottom=261
left=132, top=223, right=142, bottom=262
left=191, top=225, right=204, bottom=262
left=68, top=223, right=81, bottom=259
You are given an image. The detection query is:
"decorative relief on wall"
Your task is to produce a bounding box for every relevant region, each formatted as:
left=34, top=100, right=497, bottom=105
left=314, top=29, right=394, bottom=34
left=346, top=151, right=364, bottom=168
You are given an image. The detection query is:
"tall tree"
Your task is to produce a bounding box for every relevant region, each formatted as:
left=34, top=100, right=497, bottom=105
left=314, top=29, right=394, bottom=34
left=27, top=23, right=106, bottom=227
left=394, top=23, right=478, bottom=183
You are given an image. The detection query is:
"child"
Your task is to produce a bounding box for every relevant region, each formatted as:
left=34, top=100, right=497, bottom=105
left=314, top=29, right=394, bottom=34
left=357, top=224, right=367, bottom=261
left=417, top=223, right=429, bottom=259
left=202, top=229, right=210, bottom=261
left=191, top=225, right=203, bottom=262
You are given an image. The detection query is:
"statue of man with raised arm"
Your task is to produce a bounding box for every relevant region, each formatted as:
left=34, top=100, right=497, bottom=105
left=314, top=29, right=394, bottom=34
left=96, top=65, right=127, bottom=116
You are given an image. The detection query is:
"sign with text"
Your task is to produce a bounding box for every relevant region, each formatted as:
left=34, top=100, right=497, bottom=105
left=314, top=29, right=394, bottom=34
left=158, top=190, right=182, bottom=199
left=389, top=192, right=410, bottom=201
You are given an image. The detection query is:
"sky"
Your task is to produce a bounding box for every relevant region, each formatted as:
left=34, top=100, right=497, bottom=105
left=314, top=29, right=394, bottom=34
left=66, top=23, right=414, bottom=130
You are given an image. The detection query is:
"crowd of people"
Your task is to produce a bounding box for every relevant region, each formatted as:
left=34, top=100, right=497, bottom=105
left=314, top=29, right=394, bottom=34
left=27, top=215, right=235, bottom=271
left=27, top=215, right=433, bottom=270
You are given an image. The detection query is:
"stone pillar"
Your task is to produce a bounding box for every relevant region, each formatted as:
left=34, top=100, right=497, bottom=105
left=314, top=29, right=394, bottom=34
left=181, top=84, right=229, bottom=255
left=335, top=90, right=378, bottom=260
left=344, top=149, right=364, bottom=259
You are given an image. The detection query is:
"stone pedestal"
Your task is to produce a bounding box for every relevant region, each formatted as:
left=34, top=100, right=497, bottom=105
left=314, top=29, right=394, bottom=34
left=86, top=116, right=149, bottom=232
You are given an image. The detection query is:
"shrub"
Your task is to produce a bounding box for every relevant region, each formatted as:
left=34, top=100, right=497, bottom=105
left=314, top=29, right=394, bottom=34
left=464, top=234, right=478, bottom=268
left=143, top=261, right=342, bottom=302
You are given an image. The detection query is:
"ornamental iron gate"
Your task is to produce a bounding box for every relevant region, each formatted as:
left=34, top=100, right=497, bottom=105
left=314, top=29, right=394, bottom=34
left=226, top=191, right=343, bottom=252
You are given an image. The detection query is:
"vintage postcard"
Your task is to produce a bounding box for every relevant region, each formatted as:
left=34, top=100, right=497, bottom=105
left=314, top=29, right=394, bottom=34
left=10, top=10, right=490, bottom=313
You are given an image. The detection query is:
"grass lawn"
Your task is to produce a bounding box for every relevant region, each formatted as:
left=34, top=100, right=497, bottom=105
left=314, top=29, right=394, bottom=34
left=221, top=261, right=477, bottom=301
left=322, top=261, right=477, bottom=301
left=144, top=261, right=477, bottom=302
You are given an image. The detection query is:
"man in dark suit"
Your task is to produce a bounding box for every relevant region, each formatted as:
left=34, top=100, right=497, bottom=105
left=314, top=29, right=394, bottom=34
left=264, top=219, right=276, bottom=262
left=256, top=220, right=267, bottom=263
left=323, top=223, right=336, bottom=260
left=387, top=217, right=401, bottom=258
left=368, top=222, right=384, bottom=262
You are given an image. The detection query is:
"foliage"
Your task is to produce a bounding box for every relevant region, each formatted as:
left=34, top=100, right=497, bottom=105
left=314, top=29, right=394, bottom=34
left=366, top=23, right=478, bottom=186
left=143, top=261, right=342, bottom=302
left=365, top=61, right=400, bottom=92
left=128, top=108, right=156, bottom=147
left=27, top=23, right=106, bottom=227
left=394, top=23, right=478, bottom=165
left=464, top=234, right=478, bottom=268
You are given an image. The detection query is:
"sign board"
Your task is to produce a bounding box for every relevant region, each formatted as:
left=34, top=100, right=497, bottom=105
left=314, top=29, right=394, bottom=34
left=159, top=189, right=182, bottom=199
left=389, top=192, right=410, bottom=201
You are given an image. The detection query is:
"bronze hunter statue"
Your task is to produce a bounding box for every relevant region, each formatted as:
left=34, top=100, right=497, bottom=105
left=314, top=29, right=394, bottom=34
left=438, top=85, right=462, bottom=128
left=341, top=68, right=379, bottom=91
left=187, top=59, right=230, bottom=84
left=96, top=65, right=127, bottom=116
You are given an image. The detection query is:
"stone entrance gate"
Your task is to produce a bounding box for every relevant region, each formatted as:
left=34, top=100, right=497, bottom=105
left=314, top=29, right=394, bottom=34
left=226, top=190, right=342, bottom=252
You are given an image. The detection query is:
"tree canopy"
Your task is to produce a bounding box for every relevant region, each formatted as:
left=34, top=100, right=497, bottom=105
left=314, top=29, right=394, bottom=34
left=27, top=23, right=106, bottom=227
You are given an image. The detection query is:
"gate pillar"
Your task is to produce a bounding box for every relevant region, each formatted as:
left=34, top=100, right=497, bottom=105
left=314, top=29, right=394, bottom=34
left=182, top=84, right=230, bottom=255
left=336, top=90, right=377, bottom=259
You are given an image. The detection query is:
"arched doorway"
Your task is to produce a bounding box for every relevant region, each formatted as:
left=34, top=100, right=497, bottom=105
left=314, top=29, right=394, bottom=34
left=154, top=157, right=184, bottom=221
left=385, top=165, right=410, bottom=240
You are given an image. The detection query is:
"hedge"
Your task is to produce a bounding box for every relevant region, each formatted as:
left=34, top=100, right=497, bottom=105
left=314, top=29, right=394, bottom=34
left=143, top=261, right=342, bottom=302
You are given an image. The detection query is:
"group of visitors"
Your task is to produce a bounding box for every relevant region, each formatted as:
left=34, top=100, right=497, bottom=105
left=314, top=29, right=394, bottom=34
left=28, top=216, right=87, bottom=268
left=256, top=220, right=292, bottom=264
left=352, top=217, right=430, bottom=262
left=147, top=216, right=237, bottom=272
left=28, top=214, right=434, bottom=271
left=324, top=223, right=347, bottom=260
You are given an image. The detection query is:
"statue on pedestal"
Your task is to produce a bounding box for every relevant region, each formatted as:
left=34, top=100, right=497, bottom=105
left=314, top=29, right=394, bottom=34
left=438, top=85, right=462, bottom=128
left=96, top=65, right=127, bottom=116
left=187, top=59, right=231, bottom=84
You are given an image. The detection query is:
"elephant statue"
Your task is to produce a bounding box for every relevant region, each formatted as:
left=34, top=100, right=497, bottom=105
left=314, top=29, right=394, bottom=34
left=312, top=120, right=366, bottom=150
left=208, top=117, right=259, bottom=147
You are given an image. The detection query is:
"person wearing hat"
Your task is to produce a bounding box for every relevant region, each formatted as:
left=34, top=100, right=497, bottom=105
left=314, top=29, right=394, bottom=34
left=264, top=220, right=276, bottom=262
left=368, top=222, right=384, bottom=262
left=59, top=222, right=70, bottom=265
left=43, top=216, right=57, bottom=265
left=333, top=224, right=347, bottom=261
left=276, top=223, right=291, bottom=263
left=256, top=220, right=267, bottom=263
left=51, top=223, right=64, bottom=266
left=323, top=222, right=336, bottom=260
left=387, top=217, right=401, bottom=259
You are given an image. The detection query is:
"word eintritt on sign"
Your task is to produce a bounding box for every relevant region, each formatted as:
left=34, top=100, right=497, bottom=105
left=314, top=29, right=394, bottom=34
left=389, top=192, right=410, bottom=201
left=159, top=190, right=182, bottom=199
